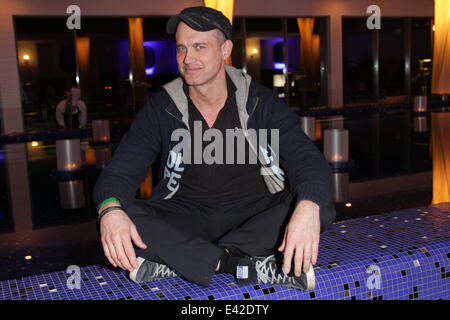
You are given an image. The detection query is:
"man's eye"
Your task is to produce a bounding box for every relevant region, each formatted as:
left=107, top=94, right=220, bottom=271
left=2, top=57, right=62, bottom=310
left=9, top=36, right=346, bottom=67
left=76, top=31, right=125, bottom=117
left=196, top=45, right=205, bottom=49
left=177, top=47, right=186, bottom=52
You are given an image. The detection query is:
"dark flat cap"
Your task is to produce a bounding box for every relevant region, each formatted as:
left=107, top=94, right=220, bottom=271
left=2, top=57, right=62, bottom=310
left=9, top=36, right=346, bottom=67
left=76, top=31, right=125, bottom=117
left=166, top=6, right=232, bottom=40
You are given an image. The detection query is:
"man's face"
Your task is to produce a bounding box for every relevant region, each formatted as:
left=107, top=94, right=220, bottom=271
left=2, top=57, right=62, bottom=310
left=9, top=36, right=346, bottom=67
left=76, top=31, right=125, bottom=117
left=175, top=22, right=230, bottom=87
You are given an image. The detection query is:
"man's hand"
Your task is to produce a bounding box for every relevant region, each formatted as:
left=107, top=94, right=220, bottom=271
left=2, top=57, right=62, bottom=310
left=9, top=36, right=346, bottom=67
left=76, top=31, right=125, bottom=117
left=278, top=200, right=320, bottom=276
left=100, top=209, right=147, bottom=272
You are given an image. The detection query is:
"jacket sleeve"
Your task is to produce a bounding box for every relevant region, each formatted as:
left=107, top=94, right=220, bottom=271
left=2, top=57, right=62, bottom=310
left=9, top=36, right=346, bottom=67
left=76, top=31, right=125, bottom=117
left=92, top=101, right=162, bottom=210
left=264, top=92, right=333, bottom=211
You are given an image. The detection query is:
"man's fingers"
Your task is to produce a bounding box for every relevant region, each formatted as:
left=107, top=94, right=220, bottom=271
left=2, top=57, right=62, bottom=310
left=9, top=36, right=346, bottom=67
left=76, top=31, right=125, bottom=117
left=112, top=236, right=133, bottom=271
left=119, top=239, right=135, bottom=272
left=123, top=235, right=138, bottom=270
left=106, top=240, right=120, bottom=268
left=302, top=244, right=312, bottom=274
left=294, top=245, right=304, bottom=276
left=101, top=238, right=115, bottom=267
left=99, top=213, right=140, bottom=271
left=283, top=243, right=295, bottom=275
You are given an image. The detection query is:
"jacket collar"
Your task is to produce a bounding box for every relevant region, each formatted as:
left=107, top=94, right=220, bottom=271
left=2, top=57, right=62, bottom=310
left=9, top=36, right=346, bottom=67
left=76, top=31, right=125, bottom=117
left=163, top=65, right=253, bottom=129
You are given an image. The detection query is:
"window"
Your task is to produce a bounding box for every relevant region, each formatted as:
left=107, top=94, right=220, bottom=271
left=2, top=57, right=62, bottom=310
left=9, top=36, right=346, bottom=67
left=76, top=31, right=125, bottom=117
left=343, top=18, right=376, bottom=105
left=142, top=17, right=178, bottom=95
left=15, top=17, right=76, bottom=131
left=411, top=18, right=432, bottom=96
left=379, top=18, right=405, bottom=99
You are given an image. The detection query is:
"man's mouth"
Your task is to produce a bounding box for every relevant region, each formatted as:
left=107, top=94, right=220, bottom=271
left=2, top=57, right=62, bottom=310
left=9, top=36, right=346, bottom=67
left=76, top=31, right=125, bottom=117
left=184, top=67, right=202, bottom=74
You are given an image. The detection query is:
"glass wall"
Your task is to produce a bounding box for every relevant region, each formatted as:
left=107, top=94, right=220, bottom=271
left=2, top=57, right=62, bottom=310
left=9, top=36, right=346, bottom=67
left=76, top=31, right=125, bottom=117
left=342, top=16, right=434, bottom=106
left=14, top=17, right=137, bottom=131
left=75, top=17, right=131, bottom=120
left=15, top=17, right=76, bottom=131
left=142, top=17, right=179, bottom=95
left=411, top=18, right=432, bottom=97
left=245, top=17, right=283, bottom=93
left=343, top=18, right=376, bottom=105
left=286, top=17, right=327, bottom=110
left=14, top=15, right=331, bottom=133
left=13, top=15, right=436, bottom=132
left=229, top=17, right=245, bottom=71
left=239, top=17, right=328, bottom=110
left=379, top=18, right=405, bottom=101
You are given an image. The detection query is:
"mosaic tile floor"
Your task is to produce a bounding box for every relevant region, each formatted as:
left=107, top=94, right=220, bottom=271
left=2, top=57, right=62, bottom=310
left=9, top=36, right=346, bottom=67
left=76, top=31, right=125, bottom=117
left=1, top=203, right=449, bottom=300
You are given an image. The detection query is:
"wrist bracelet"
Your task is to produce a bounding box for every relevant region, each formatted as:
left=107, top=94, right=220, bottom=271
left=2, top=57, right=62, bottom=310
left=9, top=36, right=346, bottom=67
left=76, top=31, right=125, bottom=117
left=97, top=206, right=123, bottom=224
left=97, top=197, right=120, bottom=212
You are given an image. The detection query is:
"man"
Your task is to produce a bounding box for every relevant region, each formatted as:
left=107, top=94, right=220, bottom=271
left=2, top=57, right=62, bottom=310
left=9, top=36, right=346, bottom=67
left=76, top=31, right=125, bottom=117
left=93, top=6, right=335, bottom=290
left=56, top=87, right=87, bottom=129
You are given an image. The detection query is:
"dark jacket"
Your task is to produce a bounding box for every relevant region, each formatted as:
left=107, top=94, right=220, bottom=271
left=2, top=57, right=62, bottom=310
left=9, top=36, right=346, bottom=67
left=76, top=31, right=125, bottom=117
left=93, top=65, right=333, bottom=221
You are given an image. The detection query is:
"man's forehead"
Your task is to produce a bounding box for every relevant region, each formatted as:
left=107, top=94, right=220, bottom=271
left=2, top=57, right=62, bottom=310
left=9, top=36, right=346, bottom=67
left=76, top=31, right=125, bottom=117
left=175, top=22, right=217, bottom=42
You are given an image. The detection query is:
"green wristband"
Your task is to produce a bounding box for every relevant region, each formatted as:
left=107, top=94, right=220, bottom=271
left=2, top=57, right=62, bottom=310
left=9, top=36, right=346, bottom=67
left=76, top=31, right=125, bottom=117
left=97, top=197, right=121, bottom=212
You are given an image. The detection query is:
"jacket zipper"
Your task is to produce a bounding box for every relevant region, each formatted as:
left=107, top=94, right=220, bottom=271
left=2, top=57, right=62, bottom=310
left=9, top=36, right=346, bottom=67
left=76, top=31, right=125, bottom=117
left=245, top=96, right=259, bottom=130
left=243, top=96, right=262, bottom=161
left=244, top=96, right=284, bottom=190
left=165, top=107, right=189, bottom=129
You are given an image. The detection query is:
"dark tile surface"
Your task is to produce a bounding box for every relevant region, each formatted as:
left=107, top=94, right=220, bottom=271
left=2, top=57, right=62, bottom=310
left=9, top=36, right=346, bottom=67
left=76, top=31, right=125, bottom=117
left=1, top=202, right=448, bottom=300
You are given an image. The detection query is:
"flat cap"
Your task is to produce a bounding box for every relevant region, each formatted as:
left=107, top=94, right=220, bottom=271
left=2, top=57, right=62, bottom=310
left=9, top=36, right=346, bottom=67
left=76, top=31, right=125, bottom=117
left=166, top=6, right=232, bottom=40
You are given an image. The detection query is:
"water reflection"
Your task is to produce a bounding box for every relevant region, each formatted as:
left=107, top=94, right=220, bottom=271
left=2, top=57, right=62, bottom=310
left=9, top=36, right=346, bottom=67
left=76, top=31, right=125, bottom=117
left=1, top=109, right=434, bottom=232
left=300, top=116, right=316, bottom=141
left=94, top=148, right=112, bottom=169
left=0, top=109, right=437, bottom=280
left=91, top=120, right=112, bottom=169
left=55, top=139, right=85, bottom=209
left=414, top=116, right=428, bottom=132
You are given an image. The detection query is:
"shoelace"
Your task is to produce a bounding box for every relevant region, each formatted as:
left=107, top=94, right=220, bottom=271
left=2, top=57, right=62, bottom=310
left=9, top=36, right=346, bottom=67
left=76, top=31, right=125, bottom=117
left=154, top=263, right=177, bottom=278
left=255, top=255, right=297, bottom=285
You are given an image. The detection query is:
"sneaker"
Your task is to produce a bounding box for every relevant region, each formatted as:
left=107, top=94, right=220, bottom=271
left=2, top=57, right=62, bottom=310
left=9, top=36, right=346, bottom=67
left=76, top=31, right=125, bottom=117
left=236, top=255, right=315, bottom=290
left=129, top=257, right=178, bottom=283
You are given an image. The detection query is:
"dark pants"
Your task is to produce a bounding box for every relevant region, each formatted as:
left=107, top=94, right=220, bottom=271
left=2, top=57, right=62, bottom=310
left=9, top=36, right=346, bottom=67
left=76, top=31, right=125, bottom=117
left=126, top=191, right=336, bottom=287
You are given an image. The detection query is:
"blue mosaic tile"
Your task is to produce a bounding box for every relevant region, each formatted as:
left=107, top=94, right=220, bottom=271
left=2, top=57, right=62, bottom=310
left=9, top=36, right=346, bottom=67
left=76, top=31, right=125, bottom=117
left=1, top=202, right=449, bottom=300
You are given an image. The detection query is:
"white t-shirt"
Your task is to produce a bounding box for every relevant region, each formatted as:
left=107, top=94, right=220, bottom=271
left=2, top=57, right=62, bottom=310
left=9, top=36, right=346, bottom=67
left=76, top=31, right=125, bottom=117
left=55, top=99, right=87, bottom=128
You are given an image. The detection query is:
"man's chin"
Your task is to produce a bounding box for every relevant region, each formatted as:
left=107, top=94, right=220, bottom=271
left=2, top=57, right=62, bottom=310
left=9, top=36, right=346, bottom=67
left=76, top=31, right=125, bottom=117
left=181, top=71, right=217, bottom=87
left=182, top=77, right=203, bottom=87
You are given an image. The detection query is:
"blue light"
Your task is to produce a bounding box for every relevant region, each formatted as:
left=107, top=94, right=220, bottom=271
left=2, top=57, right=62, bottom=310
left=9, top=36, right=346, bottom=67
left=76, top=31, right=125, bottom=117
left=143, top=41, right=160, bottom=74
left=141, top=40, right=179, bottom=75
left=143, top=41, right=160, bottom=48
left=274, top=62, right=285, bottom=70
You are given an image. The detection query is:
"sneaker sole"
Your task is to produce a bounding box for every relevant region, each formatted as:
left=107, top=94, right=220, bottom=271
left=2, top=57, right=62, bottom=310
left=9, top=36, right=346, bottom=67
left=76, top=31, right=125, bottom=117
left=129, top=256, right=146, bottom=283
left=304, top=263, right=315, bottom=290
left=283, top=262, right=315, bottom=291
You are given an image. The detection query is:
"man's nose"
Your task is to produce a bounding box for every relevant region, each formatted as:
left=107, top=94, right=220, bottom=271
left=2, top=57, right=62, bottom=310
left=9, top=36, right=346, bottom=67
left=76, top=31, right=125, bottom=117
left=183, top=48, right=195, bottom=64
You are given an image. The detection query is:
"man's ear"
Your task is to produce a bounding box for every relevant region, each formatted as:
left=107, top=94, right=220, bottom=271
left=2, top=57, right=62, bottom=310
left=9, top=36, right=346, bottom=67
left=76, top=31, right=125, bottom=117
left=222, top=39, right=233, bottom=60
